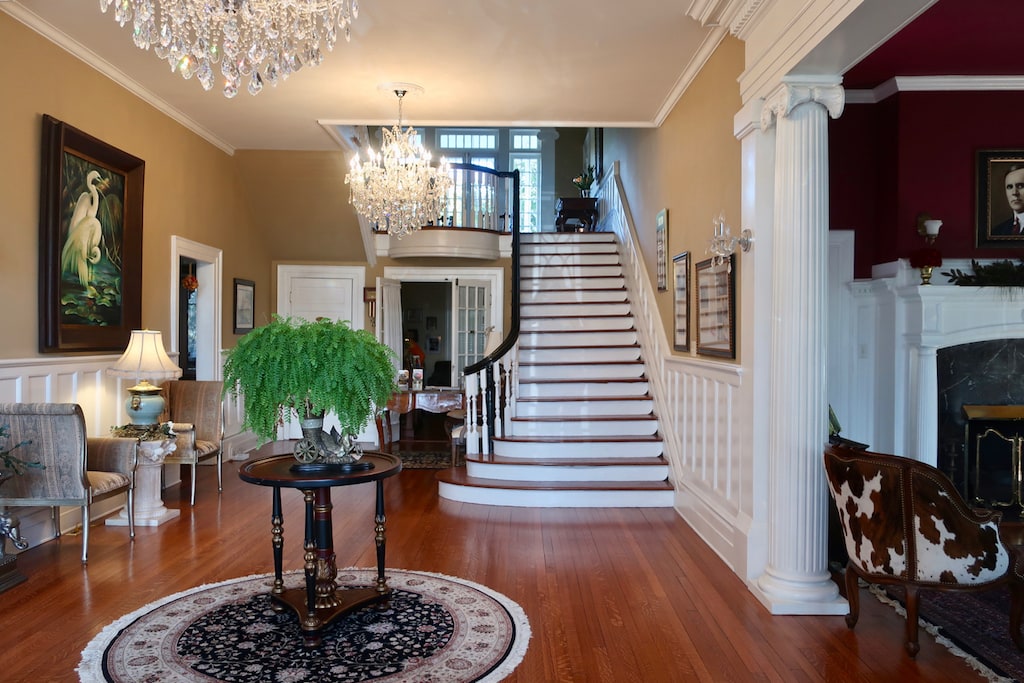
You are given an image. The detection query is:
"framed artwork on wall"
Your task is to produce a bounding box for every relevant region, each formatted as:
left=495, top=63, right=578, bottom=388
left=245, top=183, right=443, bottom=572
left=976, top=149, right=1024, bottom=247
left=695, top=256, right=735, bottom=359
left=39, top=114, right=145, bottom=352
left=656, top=209, right=668, bottom=291
left=672, top=252, right=690, bottom=352
left=233, top=279, right=255, bottom=334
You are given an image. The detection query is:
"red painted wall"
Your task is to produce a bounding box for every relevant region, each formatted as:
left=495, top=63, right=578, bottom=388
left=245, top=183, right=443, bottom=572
left=830, top=91, right=1024, bottom=278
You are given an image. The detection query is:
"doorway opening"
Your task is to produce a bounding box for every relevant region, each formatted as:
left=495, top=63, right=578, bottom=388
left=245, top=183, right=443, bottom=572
left=169, top=237, right=223, bottom=381
left=177, top=257, right=198, bottom=380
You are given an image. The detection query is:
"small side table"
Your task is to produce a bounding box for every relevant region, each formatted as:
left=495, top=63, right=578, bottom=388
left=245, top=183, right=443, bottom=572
left=239, top=443, right=402, bottom=648
left=106, top=438, right=180, bottom=528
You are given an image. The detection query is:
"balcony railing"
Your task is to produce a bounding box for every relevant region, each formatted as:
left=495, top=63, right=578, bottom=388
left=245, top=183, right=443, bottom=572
left=373, top=163, right=517, bottom=234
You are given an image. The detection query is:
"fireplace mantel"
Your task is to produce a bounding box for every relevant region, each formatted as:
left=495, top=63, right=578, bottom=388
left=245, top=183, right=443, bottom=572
left=846, top=258, right=1024, bottom=467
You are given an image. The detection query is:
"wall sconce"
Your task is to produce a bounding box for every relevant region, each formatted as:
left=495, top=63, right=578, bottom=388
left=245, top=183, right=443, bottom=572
left=917, top=213, right=943, bottom=245
left=708, top=212, right=753, bottom=271
left=363, top=286, right=377, bottom=323
left=910, top=213, right=943, bottom=285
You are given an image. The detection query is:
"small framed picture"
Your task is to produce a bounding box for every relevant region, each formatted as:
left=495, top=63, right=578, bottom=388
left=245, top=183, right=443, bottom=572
left=976, top=149, right=1024, bottom=247
left=695, top=256, right=735, bottom=359
left=656, top=209, right=668, bottom=291
left=233, top=278, right=255, bottom=334
left=672, top=252, right=690, bottom=352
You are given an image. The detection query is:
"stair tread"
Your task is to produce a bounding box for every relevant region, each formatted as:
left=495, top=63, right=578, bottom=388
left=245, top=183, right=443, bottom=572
left=519, top=377, right=649, bottom=384
left=465, top=454, right=667, bottom=466
left=436, top=469, right=672, bottom=491
left=519, top=360, right=645, bottom=366
left=510, top=415, right=656, bottom=422
left=517, top=395, right=652, bottom=402
left=494, top=434, right=662, bottom=443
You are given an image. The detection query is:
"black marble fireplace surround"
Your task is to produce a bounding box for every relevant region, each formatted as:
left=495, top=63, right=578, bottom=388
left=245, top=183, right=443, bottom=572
left=937, top=338, right=1024, bottom=501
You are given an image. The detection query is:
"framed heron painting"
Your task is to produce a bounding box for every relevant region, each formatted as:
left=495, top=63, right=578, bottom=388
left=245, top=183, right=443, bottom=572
left=39, top=114, right=145, bottom=352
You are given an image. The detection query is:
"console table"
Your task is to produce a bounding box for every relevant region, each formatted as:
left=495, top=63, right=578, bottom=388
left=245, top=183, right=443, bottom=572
left=239, top=444, right=402, bottom=647
left=555, top=197, right=598, bottom=232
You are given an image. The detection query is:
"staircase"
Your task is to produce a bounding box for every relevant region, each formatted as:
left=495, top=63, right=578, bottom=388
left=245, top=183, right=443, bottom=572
left=437, top=232, right=673, bottom=507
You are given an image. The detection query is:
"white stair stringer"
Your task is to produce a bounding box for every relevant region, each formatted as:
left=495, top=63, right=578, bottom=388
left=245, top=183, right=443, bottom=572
left=437, top=231, right=673, bottom=508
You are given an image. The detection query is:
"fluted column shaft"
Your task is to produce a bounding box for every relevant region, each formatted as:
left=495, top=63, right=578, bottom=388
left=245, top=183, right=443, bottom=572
left=753, top=79, right=848, bottom=614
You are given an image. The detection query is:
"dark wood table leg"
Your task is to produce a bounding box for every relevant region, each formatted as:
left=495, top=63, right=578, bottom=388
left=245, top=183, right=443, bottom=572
left=270, top=486, right=285, bottom=611
left=301, top=489, right=322, bottom=646
left=375, top=479, right=388, bottom=594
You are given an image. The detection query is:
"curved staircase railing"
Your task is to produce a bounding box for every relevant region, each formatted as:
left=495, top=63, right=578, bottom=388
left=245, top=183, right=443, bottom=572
left=463, top=167, right=520, bottom=455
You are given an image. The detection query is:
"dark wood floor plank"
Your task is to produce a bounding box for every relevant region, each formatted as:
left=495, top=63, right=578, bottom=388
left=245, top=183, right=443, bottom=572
left=0, top=459, right=989, bottom=682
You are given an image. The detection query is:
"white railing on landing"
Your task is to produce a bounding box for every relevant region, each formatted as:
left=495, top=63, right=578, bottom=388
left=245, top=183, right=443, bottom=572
left=597, top=163, right=748, bottom=534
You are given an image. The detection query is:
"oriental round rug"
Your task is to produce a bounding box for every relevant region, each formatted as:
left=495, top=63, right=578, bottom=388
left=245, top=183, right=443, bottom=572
left=78, top=568, right=530, bottom=683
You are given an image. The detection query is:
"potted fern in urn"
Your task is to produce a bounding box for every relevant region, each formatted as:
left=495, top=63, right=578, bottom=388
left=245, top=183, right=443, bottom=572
left=223, top=316, right=397, bottom=472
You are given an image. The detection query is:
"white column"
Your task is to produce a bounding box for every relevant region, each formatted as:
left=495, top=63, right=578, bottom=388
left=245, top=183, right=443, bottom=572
left=752, top=78, right=848, bottom=614
left=913, top=345, right=939, bottom=467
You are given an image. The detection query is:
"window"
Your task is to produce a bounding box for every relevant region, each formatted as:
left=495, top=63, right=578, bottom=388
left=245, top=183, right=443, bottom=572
left=510, top=130, right=541, bottom=232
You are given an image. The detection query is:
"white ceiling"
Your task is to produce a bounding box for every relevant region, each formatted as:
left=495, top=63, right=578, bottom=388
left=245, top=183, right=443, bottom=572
left=4, top=0, right=719, bottom=152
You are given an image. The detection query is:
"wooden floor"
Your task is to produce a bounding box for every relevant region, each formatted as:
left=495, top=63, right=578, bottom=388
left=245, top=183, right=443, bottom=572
left=2, top=456, right=989, bottom=682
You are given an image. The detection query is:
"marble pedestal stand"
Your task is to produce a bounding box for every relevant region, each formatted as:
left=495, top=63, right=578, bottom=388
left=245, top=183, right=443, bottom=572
left=106, top=439, right=180, bottom=528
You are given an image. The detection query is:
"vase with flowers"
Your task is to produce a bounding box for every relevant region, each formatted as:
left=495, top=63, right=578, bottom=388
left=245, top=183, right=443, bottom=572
left=572, top=166, right=595, bottom=197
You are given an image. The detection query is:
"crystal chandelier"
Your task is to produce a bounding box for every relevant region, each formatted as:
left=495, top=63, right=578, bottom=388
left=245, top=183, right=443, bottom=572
left=345, top=90, right=453, bottom=238
left=98, top=0, right=360, bottom=98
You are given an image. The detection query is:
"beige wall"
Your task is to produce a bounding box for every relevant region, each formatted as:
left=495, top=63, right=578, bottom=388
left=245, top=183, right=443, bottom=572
left=604, top=37, right=744, bottom=359
left=0, top=13, right=270, bottom=359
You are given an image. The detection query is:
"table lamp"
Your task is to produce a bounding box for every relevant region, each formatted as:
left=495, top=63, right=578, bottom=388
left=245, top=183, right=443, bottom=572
left=107, top=330, right=183, bottom=425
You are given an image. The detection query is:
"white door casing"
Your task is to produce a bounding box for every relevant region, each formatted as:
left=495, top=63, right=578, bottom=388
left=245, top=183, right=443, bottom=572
left=169, top=236, right=223, bottom=380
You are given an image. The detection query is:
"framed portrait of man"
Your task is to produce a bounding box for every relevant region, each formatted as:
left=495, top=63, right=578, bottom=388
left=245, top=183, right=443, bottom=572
left=976, top=150, right=1024, bottom=247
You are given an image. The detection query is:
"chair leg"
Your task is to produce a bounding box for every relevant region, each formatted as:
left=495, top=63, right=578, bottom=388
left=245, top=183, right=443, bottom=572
left=1010, top=580, right=1024, bottom=651
left=844, top=564, right=860, bottom=629
left=127, top=489, right=135, bottom=540
left=190, top=464, right=197, bottom=506
left=217, top=453, right=223, bottom=493
left=904, top=585, right=921, bottom=658
left=81, top=502, right=89, bottom=565
left=50, top=506, right=60, bottom=539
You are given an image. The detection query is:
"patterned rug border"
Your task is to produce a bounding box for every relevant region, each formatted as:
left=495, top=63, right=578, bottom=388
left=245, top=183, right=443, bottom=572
left=869, top=584, right=1015, bottom=683
left=78, top=568, right=531, bottom=683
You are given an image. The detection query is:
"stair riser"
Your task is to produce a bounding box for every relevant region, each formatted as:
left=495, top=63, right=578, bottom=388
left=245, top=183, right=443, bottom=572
left=521, top=303, right=630, bottom=317
left=521, top=233, right=615, bottom=245
left=437, top=483, right=674, bottom=508
left=519, top=364, right=645, bottom=380
left=515, top=400, right=653, bottom=417
left=522, top=290, right=627, bottom=304
left=518, top=381, right=650, bottom=397
left=521, top=316, right=635, bottom=332
left=522, top=277, right=624, bottom=290
left=519, top=348, right=641, bottom=363
left=525, top=243, right=618, bottom=255
left=511, top=421, right=658, bottom=437
left=521, top=330, right=637, bottom=347
left=465, top=462, right=669, bottom=482
left=493, top=440, right=664, bottom=458
left=522, top=254, right=620, bottom=267
left=521, top=265, right=622, bottom=278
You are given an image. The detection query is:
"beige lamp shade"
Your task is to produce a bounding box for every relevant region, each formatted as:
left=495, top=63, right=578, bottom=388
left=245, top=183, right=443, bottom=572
left=108, top=330, right=182, bottom=384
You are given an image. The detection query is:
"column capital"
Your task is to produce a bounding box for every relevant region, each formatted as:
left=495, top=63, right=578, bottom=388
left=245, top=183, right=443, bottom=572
left=760, top=79, right=845, bottom=131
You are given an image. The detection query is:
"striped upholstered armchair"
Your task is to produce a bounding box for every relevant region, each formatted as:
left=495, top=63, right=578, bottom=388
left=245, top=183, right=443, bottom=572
left=160, top=380, right=224, bottom=506
left=0, top=403, right=138, bottom=563
left=824, top=443, right=1024, bottom=656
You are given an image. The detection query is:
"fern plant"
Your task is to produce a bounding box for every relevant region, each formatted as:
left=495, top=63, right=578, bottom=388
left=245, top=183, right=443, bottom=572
left=223, top=316, right=397, bottom=444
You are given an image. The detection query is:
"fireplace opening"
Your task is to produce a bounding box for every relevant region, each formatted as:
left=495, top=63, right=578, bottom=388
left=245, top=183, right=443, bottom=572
left=937, top=338, right=1024, bottom=508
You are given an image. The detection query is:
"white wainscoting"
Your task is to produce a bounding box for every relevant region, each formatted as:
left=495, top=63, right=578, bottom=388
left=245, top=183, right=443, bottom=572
left=597, top=164, right=754, bottom=576
left=0, top=354, right=254, bottom=553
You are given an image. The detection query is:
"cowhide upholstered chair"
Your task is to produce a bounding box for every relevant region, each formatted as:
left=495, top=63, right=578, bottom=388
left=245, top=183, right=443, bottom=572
left=0, top=403, right=138, bottom=564
left=824, top=443, right=1024, bottom=657
left=160, top=380, right=224, bottom=506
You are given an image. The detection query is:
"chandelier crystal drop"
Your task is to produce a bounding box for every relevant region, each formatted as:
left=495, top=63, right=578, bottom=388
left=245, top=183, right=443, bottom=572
left=98, top=0, right=360, bottom=98
left=345, top=90, right=453, bottom=238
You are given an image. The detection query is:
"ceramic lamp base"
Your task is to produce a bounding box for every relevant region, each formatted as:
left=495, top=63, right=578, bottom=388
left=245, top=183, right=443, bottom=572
left=125, top=382, right=165, bottom=425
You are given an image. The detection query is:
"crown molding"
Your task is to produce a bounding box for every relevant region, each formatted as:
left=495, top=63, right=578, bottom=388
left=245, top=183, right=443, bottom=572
left=846, top=75, right=1024, bottom=104
left=1, top=3, right=235, bottom=155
